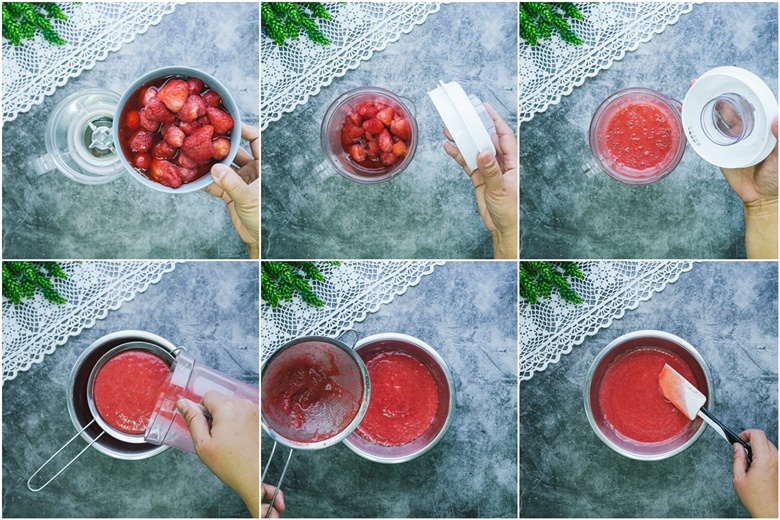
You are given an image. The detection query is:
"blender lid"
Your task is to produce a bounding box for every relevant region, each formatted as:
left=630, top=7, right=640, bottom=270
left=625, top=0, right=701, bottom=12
left=428, top=80, right=496, bottom=171
left=682, top=66, right=777, bottom=168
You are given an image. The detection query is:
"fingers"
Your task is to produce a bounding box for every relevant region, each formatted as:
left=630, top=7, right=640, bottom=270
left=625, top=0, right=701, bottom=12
left=211, top=163, right=254, bottom=204
left=733, top=443, right=749, bottom=483
left=444, top=127, right=454, bottom=142
left=262, top=483, right=286, bottom=513
left=483, top=102, right=514, bottom=139
left=201, top=389, right=231, bottom=417
left=176, top=398, right=211, bottom=449
left=483, top=103, right=518, bottom=167
left=443, top=141, right=471, bottom=175
left=739, top=429, right=773, bottom=461
left=234, top=146, right=254, bottom=168
left=477, top=151, right=505, bottom=193
left=241, top=123, right=260, bottom=159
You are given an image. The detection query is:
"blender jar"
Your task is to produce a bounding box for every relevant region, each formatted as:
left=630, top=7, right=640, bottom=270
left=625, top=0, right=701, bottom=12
left=317, top=86, right=418, bottom=183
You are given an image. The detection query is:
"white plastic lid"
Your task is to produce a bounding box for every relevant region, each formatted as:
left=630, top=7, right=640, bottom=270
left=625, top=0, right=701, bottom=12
left=682, top=66, right=777, bottom=168
left=428, top=81, right=496, bottom=171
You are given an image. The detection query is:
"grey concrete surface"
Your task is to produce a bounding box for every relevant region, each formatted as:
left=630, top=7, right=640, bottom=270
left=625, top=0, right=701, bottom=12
left=261, top=3, right=518, bottom=259
left=520, top=3, right=778, bottom=259
left=520, top=261, right=778, bottom=517
left=2, top=3, right=259, bottom=259
left=261, top=261, right=518, bottom=517
left=2, top=261, right=259, bottom=518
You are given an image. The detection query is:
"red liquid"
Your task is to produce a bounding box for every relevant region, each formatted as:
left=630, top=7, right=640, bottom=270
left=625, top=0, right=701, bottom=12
left=602, top=101, right=681, bottom=178
left=598, top=347, right=701, bottom=444
left=339, top=101, right=412, bottom=175
left=118, top=75, right=234, bottom=188
left=356, top=351, right=439, bottom=447
left=93, top=350, right=171, bottom=434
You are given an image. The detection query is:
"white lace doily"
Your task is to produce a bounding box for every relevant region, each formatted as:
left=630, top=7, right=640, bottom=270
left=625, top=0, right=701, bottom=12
left=3, top=2, right=182, bottom=124
left=2, top=261, right=177, bottom=384
left=261, top=261, right=444, bottom=361
left=520, top=2, right=699, bottom=123
left=261, top=2, right=443, bottom=131
left=519, top=261, right=695, bottom=382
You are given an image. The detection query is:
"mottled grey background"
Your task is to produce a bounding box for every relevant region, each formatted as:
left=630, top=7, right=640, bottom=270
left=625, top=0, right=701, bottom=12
left=520, top=2, right=778, bottom=259
left=2, top=3, right=259, bottom=259
left=2, top=262, right=259, bottom=518
left=261, top=262, right=518, bottom=517
left=520, top=261, right=778, bottom=517
left=261, top=3, right=517, bottom=259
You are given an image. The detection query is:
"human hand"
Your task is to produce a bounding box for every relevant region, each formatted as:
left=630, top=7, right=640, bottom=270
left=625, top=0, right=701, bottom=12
left=443, top=103, right=518, bottom=259
left=177, top=392, right=260, bottom=517
left=732, top=429, right=778, bottom=518
left=262, top=483, right=286, bottom=518
left=204, top=123, right=259, bottom=259
left=720, top=115, right=778, bottom=204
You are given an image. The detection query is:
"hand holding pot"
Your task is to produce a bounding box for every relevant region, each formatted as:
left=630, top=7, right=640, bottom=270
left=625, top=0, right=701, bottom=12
left=732, top=429, right=778, bottom=518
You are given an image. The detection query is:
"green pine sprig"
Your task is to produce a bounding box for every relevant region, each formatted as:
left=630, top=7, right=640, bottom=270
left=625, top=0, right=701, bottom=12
left=519, top=261, right=584, bottom=305
left=519, top=2, right=589, bottom=47
left=2, top=2, right=77, bottom=47
left=2, top=261, right=68, bottom=305
left=262, top=261, right=340, bottom=308
left=261, top=2, right=336, bottom=47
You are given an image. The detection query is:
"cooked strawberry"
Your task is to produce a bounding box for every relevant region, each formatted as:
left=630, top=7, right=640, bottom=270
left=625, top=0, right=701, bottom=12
left=348, top=143, right=367, bottom=163
left=129, top=130, right=153, bottom=152
left=149, top=159, right=182, bottom=188
left=201, top=90, right=222, bottom=107
left=392, top=140, right=408, bottom=157
left=152, top=141, right=177, bottom=160
left=133, top=152, right=151, bottom=170
left=380, top=152, right=396, bottom=166
left=348, top=111, right=362, bottom=126
left=178, top=166, right=200, bottom=183
left=361, top=118, right=385, bottom=135
left=138, top=109, right=160, bottom=132
left=378, top=129, right=393, bottom=153
left=390, top=117, right=410, bottom=141
left=367, top=140, right=380, bottom=157
left=187, top=78, right=204, bottom=96
left=374, top=102, right=387, bottom=111
left=181, top=125, right=215, bottom=163
left=356, top=102, right=378, bottom=119
left=126, top=110, right=140, bottom=130
left=341, top=121, right=364, bottom=143
left=376, top=107, right=394, bottom=126
left=156, top=79, right=189, bottom=112
left=176, top=95, right=207, bottom=123
left=206, top=107, right=234, bottom=135
left=177, top=153, right=198, bottom=168
left=163, top=125, right=186, bottom=148
left=144, top=96, right=176, bottom=123
left=178, top=120, right=202, bottom=136
left=141, top=87, right=157, bottom=106
left=212, top=137, right=231, bottom=160
left=197, top=115, right=210, bottom=126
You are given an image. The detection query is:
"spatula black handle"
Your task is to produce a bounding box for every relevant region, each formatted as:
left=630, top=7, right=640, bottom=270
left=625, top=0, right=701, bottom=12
left=700, top=407, right=752, bottom=464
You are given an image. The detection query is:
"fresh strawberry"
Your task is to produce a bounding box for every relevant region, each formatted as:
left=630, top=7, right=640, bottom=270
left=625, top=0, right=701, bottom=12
left=156, top=79, right=189, bottom=112
left=212, top=137, right=231, bottom=160
left=376, top=107, right=394, bottom=126
left=348, top=143, right=367, bottom=163
left=164, top=125, right=186, bottom=148
left=129, top=130, right=153, bottom=152
left=361, top=118, right=385, bottom=135
left=367, top=140, right=380, bottom=158
left=178, top=120, right=202, bottom=136
left=133, top=152, right=151, bottom=170
left=380, top=152, right=396, bottom=166
left=177, top=153, right=198, bottom=168
left=206, top=107, right=234, bottom=135
left=201, top=90, right=221, bottom=107
left=181, top=125, right=215, bottom=163
left=341, top=121, right=364, bottom=145
left=187, top=77, right=204, bottom=96
left=138, top=109, right=160, bottom=132
left=178, top=166, right=200, bottom=183
left=141, top=87, right=157, bottom=106
left=390, top=117, right=410, bottom=141
left=392, top=140, right=408, bottom=157
left=347, top=111, right=362, bottom=126
left=126, top=110, right=140, bottom=130
left=177, top=95, right=208, bottom=123
left=378, top=129, right=393, bottom=153
left=356, top=102, right=378, bottom=119
left=149, top=159, right=182, bottom=188
left=152, top=141, right=177, bottom=160
left=144, top=96, right=176, bottom=123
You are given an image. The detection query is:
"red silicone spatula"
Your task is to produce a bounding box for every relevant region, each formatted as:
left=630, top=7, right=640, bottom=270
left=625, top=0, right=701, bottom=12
left=658, top=363, right=752, bottom=463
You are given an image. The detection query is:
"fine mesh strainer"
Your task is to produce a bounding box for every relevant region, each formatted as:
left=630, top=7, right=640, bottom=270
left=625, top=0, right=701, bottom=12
left=261, top=331, right=369, bottom=517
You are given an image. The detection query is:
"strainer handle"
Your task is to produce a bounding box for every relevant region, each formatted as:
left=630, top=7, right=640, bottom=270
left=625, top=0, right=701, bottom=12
left=262, top=441, right=293, bottom=518
left=27, top=419, right=105, bottom=492
left=337, top=329, right=360, bottom=349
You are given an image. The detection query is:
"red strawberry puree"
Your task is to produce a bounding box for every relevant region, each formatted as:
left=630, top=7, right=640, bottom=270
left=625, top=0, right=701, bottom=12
left=602, top=101, right=681, bottom=178
left=356, top=351, right=439, bottom=447
left=598, top=347, right=700, bottom=444
left=93, top=350, right=171, bottom=434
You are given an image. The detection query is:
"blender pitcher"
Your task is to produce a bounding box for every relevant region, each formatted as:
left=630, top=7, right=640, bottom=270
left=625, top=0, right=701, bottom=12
left=145, top=350, right=259, bottom=453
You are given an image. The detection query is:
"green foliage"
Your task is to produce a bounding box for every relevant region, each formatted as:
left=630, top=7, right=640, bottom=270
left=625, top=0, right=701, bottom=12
left=2, top=2, right=77, bottom=46
left=519, top=2, right=588, bottom=47
left=2, top=261, right=68, bottom=305
left=262, top=261, right=339, bottom=308
left=261, top=2, right=334, bottom=46
left=519, top=261, right=584, bottom=305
